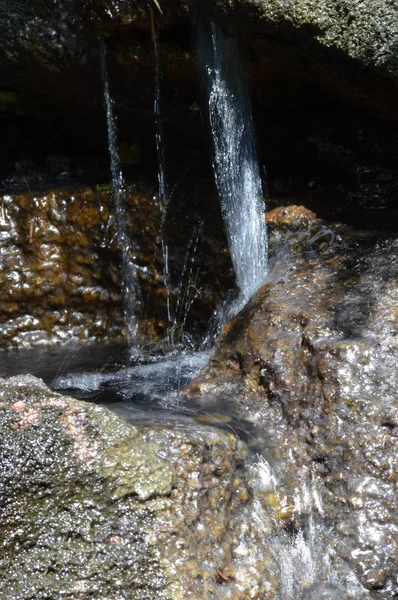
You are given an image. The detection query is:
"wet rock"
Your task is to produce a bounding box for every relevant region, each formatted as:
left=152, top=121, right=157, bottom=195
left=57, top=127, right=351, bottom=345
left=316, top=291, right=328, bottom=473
left=0, top=374, right=284, bottom=599
left=185, top=205, right=398, bottom=598
left=0, top=374, right=174, bottom=599
left=0, top=181, right=232, bottom=347
left=302, top=581, right=364, bottom=600
left=211, top=0, right=398, bottom=80
left=0, top=186, right=124, bottom=347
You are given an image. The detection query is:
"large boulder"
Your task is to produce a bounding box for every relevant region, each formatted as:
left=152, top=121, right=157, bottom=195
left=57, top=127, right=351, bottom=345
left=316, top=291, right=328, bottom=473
left=0, top=374, right=262, bottom=599
left=185, top=205, right=398, bottom=598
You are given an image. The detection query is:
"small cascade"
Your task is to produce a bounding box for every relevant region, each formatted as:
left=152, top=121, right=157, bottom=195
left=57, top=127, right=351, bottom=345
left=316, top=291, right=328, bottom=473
left=151, top=12, right=172, bottom=341
left=100, top=40, right=140, bottom=344
left=247, top=455, right=369, bottom=599
left=197, top=20, right=268, bottom=307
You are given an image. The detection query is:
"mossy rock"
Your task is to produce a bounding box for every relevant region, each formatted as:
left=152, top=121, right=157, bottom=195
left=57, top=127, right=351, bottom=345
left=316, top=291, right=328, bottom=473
left=0, top=375, right=175, bottom=599
left=0, top=375, right=272, bottom=599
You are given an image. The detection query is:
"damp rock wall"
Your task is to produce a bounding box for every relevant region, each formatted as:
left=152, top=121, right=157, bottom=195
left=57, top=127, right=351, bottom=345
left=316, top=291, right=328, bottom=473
left=0, top=182, right=232, bottom=347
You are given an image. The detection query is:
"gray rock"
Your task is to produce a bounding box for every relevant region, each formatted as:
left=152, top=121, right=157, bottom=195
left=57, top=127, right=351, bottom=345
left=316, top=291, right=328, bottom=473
left=0, top=374, right=276, bottom=599
left=0, top=375, right=173, bottom=599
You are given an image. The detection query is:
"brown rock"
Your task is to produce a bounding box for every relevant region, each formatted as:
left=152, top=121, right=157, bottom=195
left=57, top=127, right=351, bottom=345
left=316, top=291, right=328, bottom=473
left=185, top=206, right=398, bottom=598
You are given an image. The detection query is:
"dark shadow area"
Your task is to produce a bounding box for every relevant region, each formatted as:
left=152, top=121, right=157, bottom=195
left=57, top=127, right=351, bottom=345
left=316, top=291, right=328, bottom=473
left=0, top=1, right=397, bottom=230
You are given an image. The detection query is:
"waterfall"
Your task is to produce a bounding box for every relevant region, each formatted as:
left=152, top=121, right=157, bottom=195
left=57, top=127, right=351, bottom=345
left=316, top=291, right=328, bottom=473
left=100, top=40, right=140, bottom=344
left=197, top=20, right=268, bottom=305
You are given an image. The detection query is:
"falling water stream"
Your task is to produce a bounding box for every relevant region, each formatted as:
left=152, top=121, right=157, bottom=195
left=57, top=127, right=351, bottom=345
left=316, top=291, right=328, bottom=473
left=152, top=12, right=173, bottom=341
left=100, top=40, right=140, bottom=344
left=197, top=19, right=268, bottom=308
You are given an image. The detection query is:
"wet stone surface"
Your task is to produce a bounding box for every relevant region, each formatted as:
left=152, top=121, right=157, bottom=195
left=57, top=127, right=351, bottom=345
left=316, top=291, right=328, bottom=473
left=1, top=371, right=372, bottom=599
left=185, top=205, right=398, bottom=599
left=0, top=375, right=174, bottom=599
left=0, top=182, right=232, bottom=348
left=0, top=187, right=124, bottom=346
left=0, top=374, right=259, bottom=600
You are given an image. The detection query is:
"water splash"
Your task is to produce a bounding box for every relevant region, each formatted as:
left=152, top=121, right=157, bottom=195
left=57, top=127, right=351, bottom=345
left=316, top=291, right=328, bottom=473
left=54, top=349, right=212, bottom=413
left=197, top=20, right=268, bottom=306
left=100, top=39, right=140, bottom=344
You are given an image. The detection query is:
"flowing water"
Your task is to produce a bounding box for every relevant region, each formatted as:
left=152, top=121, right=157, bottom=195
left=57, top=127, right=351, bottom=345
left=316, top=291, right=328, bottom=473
left=100, top=40, right=140, bottom=343
left=54, top=348, right=211, bottom=414
left=197, top=19, right=268, bottom=307
left=245, top=455, right=370, bottom=600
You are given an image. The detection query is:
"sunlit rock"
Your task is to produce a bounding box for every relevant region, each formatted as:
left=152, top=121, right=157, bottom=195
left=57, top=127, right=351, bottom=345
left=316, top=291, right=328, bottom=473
left=185, top=206, right=398, bottom=598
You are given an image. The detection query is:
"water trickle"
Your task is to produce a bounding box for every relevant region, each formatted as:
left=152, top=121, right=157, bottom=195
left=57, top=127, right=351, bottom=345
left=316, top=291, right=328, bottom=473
left=152, top=12, right=172, bottom=341
left=100, top=40, right=140, bottom=344
left=197, top=20, right=268, bottom=306
left=54, top=349, right=213, bottom=415
left=247, top=456, right=369, bottom=599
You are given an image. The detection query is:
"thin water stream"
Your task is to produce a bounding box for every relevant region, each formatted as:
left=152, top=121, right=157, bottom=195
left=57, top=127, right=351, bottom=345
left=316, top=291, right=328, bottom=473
left=152, top=12, right=173, bottom=341
left=100, top=40, right=140, bottom=343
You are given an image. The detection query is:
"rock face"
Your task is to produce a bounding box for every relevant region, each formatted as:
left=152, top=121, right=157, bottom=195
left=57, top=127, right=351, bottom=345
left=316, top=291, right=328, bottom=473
left=211, top=0, right=398, bottom=79
left=185, top=205, right=398, bottom=598
left=0, top=181, right=232, bottom=347
left=0, top=375, right=259, bottom=600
